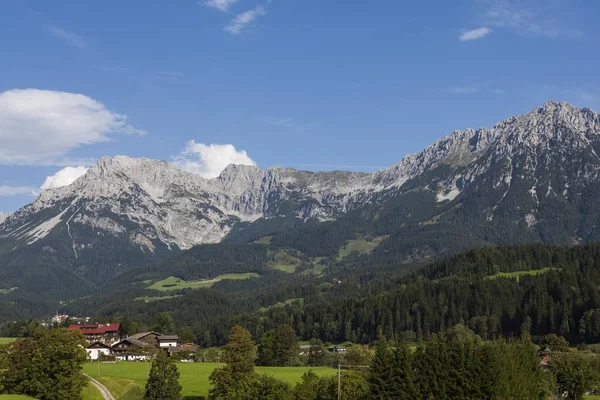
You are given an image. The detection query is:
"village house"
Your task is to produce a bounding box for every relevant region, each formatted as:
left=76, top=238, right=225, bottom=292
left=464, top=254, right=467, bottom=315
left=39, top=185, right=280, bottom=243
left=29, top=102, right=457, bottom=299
left=328, top=345, right=347, bottom=353
left=68, top=323, right=120, bottom=345
left=110, top=337, right=149, bottom=361
left=81, top=330, right=193, bottom=361
left=108, top=332, right=182, bottom=360
left=299, top=344, right=312, bottom=356
left=168, top=342, right=199, bottom=362
left=128, top=331, right=162, bottom=346
left=86, top=342, right=111, bottom=360
left=157, top=335, right=179, bottom=349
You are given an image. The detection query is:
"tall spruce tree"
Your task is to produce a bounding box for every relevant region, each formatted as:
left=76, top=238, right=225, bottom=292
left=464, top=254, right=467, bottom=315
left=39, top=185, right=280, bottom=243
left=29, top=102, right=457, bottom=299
left=209, top=325, right=256, bottom=399
left=389, top=342, right=415, bottom=399
left=144, top=351, right=182, bottom=400
left=369, top=339, right=393, bottom=398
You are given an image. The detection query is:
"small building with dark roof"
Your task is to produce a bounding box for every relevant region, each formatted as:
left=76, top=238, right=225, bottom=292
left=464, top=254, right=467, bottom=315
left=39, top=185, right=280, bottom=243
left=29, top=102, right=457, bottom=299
left=86, top=341, right=111, bottom=360
left=111, top=337, right=149, bottom=361
left=157, top=335, right=179, bottom=349
left=129, top=331, right=162, bottom=346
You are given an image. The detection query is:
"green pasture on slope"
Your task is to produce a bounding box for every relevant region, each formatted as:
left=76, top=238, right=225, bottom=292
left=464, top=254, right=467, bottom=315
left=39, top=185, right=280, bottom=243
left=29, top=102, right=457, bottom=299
left=486, top=267, right=561, bottom=282
left=148, top=273, right=260, bottom=291
left=267, top=249, right=302, bottom=273
left=0, top=338, right=15, bottom=345
left=338, top=235, right=388, bottom=260
left=84, top=362, right=336, bottom=398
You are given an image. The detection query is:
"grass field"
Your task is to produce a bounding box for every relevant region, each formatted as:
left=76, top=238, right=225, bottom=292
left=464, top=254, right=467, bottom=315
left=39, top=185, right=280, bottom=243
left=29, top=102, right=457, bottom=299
left=267, top=250, right=302, bottom=273
left=134, top=295, right=183, bottom=302
left=148, top=273, right=260, bottom=291
left=84, top=362, right=336, bottom=398
left=253, top=236, right=272, bottom=244
left=338, top=236, right=388, bottom=260
left=259, top=298, right=304, bottom=313
left=301, top=262, right=328, bottom=276
left=0, top=338, right=15, bottom=345
left=82, top=383, right=104, bottom=400
left=486, top=267, right=561, bottom=281
left=0, top=396, right=36, bottom=399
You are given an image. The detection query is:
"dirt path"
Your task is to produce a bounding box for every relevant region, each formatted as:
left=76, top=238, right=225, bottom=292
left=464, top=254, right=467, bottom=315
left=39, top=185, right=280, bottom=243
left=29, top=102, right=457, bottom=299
left=85, top=373, right=116, bottom=400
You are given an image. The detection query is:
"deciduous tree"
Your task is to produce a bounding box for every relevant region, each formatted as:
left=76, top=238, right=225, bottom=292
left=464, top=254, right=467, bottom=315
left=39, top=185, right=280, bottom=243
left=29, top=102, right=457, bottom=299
left=0, top=328, right=88, bottom=400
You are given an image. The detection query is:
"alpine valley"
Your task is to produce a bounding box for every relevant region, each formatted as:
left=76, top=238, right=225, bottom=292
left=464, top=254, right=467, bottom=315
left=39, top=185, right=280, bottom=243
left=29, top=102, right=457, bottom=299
left=2, top=100, right=600, bottom=327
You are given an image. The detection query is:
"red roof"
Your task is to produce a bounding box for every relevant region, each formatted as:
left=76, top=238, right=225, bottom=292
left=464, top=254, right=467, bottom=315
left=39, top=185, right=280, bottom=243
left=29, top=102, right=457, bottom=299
left=69, top=323, right=120, bottom=335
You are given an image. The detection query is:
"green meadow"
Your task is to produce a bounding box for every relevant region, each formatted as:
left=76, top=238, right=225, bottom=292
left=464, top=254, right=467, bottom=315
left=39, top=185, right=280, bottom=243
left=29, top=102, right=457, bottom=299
left=486, top=267, right=560, bottom=282
left=337, top=235, right=388, bottom=260
left=84, top=362, right=336, bottom=398
left=148, top=273, right=260, bottom=291
left=0, top=338, right=15, bottom=345
left=267, top=249, right=302, bottom=273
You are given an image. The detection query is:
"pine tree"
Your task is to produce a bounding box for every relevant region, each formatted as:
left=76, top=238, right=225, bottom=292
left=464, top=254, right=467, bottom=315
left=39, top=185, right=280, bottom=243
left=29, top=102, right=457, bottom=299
left=144, top=351, right=182, bottom=400
left=209, top=325, right=256, bottom=399
left=388, top=342, right=415, bottom=399
left=369, top=339, right=393, bottom=398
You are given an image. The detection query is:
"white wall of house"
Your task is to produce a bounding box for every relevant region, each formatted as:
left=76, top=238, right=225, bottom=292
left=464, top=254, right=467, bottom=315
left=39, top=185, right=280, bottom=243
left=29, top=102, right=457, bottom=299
left=87, top=348, right=110, bottom=360
left=115, top=354, right=150, bottom=361
left=158, top=341, right=177, bottom=348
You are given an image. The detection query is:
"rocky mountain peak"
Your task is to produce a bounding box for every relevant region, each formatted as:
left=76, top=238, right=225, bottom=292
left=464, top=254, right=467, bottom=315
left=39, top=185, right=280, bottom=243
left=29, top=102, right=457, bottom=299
left=0, top=212, right=10, bottom=225
left=3, top=101, right=600, bottom=254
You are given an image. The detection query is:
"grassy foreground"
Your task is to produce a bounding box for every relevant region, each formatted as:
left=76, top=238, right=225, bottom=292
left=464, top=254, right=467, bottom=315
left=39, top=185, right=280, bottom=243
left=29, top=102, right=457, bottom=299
left=0, top=383, right=103, bottom=400
left=148, top=273, right=260, bottom=291
left=82, top=383, right=104, bottom=400
left=0, top=338, right=15, bottom=345
left=84, top=362, right=336, bottom=398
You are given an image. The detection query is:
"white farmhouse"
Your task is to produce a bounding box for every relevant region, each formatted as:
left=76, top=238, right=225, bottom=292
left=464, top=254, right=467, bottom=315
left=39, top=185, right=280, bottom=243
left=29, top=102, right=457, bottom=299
left=86, top=342, right=111, bottom=360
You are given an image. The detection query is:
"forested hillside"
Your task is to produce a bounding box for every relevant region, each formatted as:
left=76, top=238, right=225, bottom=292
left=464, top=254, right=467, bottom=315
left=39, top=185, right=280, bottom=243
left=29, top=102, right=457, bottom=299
left=32, top=243, right=600, bottom=348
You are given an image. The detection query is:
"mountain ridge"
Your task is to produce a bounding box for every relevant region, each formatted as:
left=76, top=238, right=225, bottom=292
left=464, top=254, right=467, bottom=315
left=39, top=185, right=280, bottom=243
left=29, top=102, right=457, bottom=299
left=2, top=100, right=600, bottom=295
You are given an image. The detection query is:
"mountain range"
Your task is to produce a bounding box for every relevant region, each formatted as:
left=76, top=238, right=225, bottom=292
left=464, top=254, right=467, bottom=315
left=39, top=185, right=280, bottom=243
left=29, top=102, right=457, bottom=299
left=2, top=100, right=600, bottom=312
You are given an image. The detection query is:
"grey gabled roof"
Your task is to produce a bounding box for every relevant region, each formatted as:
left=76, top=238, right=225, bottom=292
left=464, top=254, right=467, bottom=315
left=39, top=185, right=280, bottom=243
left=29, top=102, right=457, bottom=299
left=129, top=331, right=162, bottom=340
left=87, top=341, right=111, bottom=349
left=112, top=337, right=145, bottom=349
left=157, top=335, right=179, bottom=341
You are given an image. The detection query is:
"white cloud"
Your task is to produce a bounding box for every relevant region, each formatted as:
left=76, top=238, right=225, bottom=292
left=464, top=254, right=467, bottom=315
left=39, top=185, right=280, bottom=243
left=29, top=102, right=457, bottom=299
left=45, top=25, right=87, bottom=48
left=41, top=166, right=89, bottom=190
left=0, top=89, right=145, bottom=166
left=0, top=185, right=38, bottom=197
left=203, top=0, right=238, bottom=12
left=225, top=6, right=266, bottom=35
left=173, top=142, right=257, bottom=178
left=0, top=212, right=10, bottom=223
left=478, top=0, right=583, bottom=38
left=459, top=27, right=492, bottom=41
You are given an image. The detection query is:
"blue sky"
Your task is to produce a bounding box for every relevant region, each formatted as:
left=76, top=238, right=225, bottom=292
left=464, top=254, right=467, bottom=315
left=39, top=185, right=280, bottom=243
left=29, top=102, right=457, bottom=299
left=0, top=0, right=598, bottom=212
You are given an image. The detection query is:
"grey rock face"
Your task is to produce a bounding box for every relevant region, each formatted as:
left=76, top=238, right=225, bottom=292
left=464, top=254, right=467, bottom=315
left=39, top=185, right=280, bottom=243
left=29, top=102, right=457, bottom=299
left=1, top=101, right=599, bottom=253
